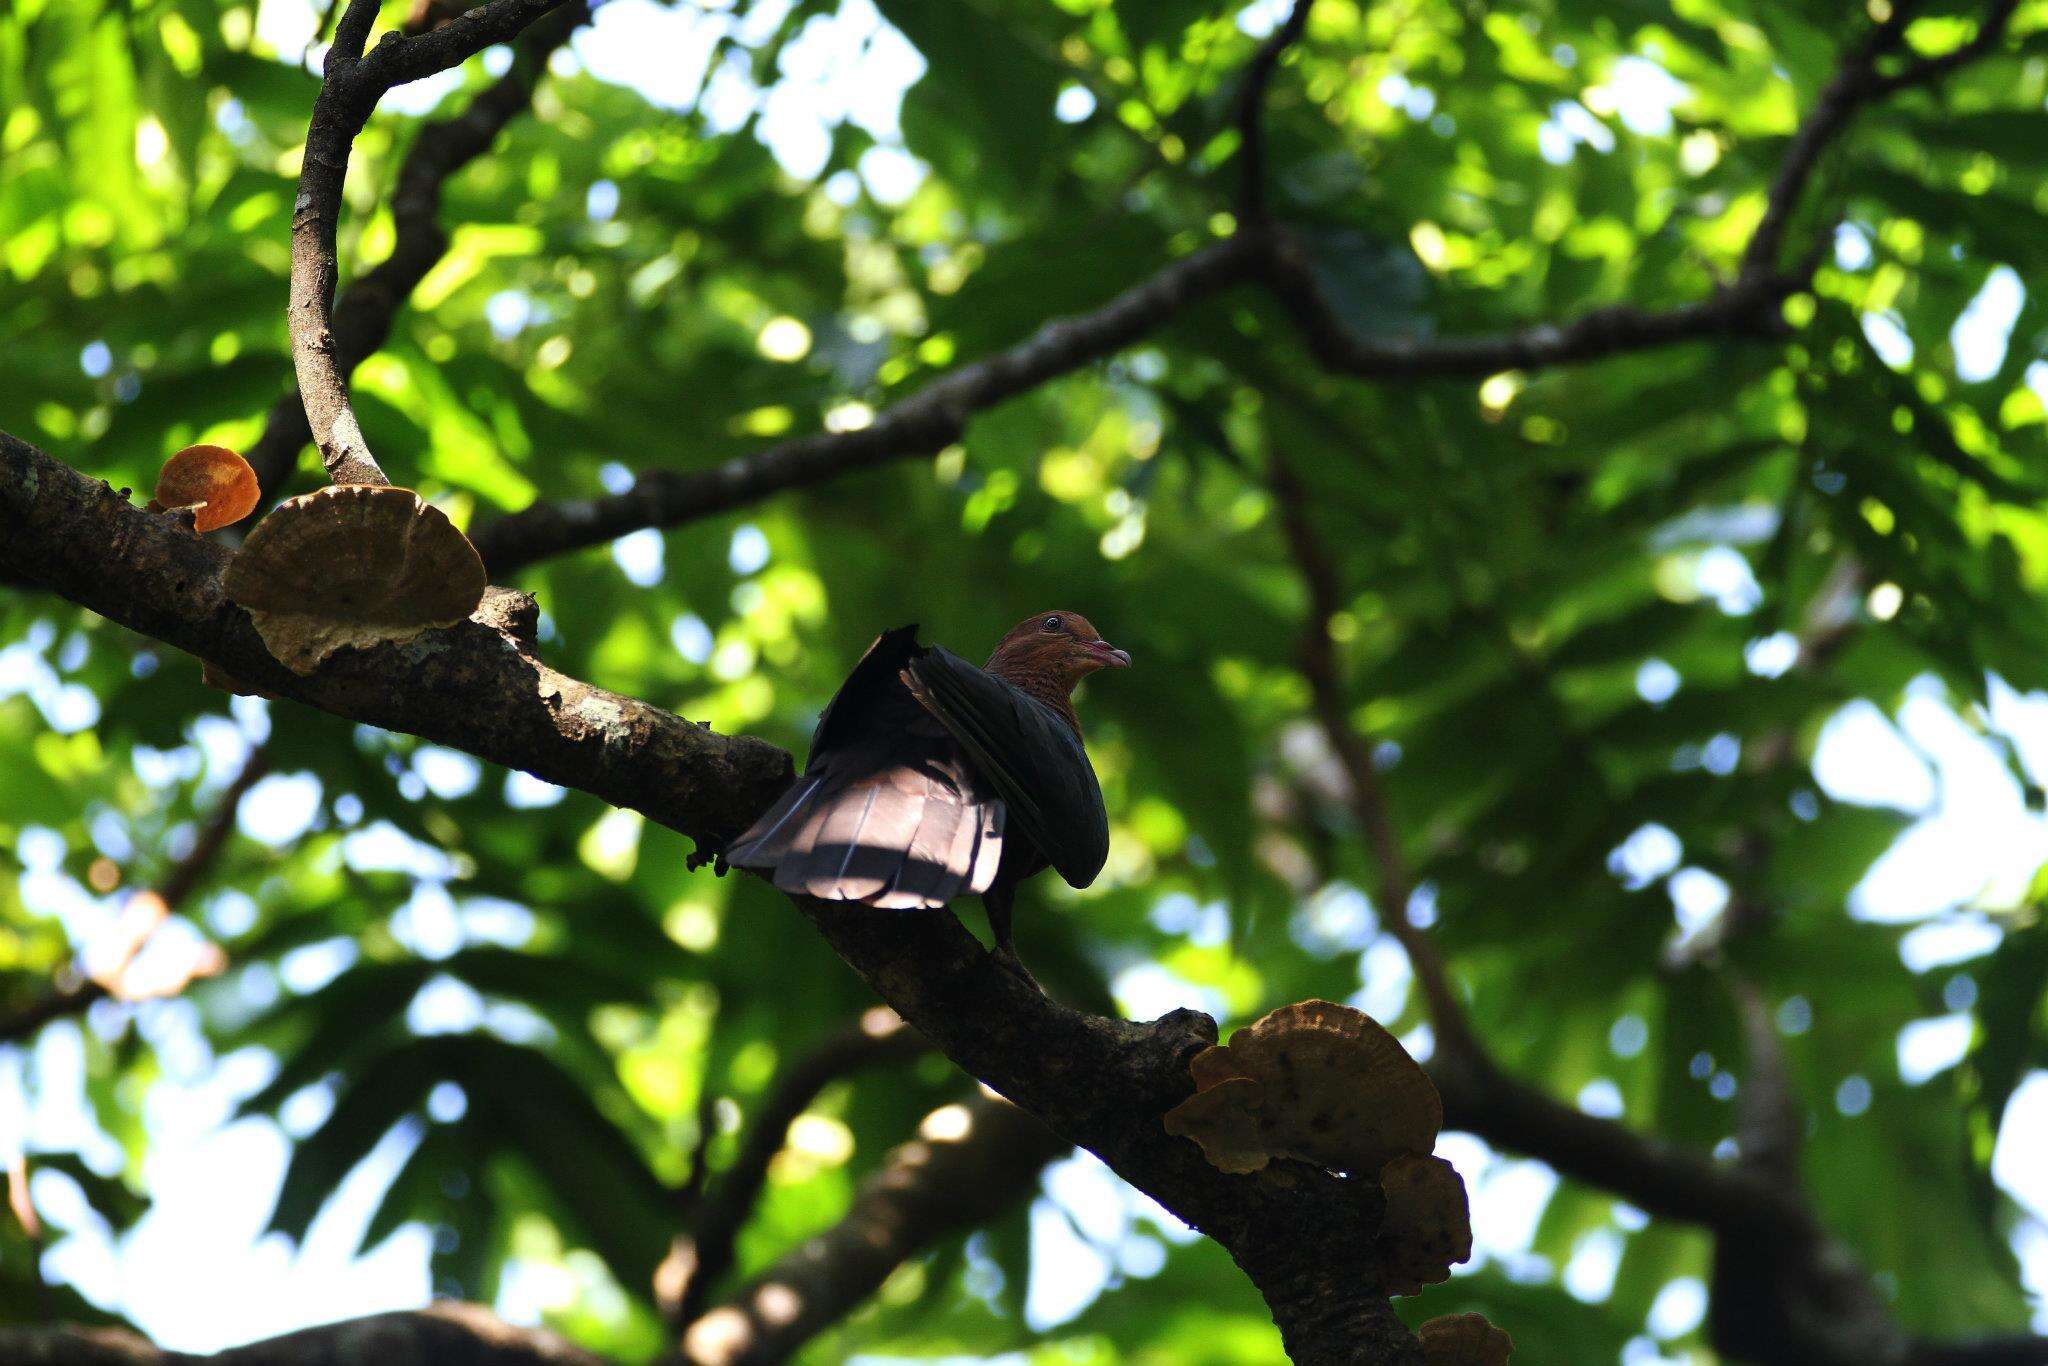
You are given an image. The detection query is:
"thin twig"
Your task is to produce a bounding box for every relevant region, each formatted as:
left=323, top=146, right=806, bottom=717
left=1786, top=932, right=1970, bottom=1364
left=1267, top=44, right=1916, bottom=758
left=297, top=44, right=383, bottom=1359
left=287, top=0, right=570, bottom=488
left=1234, top=0, right=1315, bottom=222
left=249, top=2, right=589, bottom=505
left=1869, top=0, right=2023, bottom=96
left=1266, top=454, right=1477, bottom=1061
left=674, top=1093, right=1064, bottom=1366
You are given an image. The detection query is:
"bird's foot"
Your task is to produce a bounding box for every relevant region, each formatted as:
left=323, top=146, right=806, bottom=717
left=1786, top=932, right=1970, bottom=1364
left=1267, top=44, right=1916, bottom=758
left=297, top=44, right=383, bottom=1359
left=988, top=944, right=1042, bottom=992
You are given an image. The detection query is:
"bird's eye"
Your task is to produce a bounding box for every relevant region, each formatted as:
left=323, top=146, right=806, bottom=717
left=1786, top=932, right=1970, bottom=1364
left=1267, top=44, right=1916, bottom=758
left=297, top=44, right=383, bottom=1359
left=1041, top=615, right=1062, bottom=633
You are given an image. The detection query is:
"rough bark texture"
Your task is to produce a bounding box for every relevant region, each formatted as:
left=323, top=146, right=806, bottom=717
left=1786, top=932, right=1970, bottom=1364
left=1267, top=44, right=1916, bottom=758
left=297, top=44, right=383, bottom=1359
left=246, top=2, right=587, bottom=502
left=0, top=432, right=793, bottom=850
left=285, top=0, right=570, bottom=488
left=0, top=1306, right=609, bottom=1366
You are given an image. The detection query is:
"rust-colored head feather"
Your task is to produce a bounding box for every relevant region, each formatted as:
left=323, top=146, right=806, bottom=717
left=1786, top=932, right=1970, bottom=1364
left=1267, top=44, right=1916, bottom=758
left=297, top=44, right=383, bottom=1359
left=985, top=611, right=1129, bottom=723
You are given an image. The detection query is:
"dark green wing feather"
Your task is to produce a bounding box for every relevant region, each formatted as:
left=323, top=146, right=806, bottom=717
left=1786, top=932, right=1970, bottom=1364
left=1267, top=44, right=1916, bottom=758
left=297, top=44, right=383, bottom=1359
left=903, top=645, right=1109, bottom=888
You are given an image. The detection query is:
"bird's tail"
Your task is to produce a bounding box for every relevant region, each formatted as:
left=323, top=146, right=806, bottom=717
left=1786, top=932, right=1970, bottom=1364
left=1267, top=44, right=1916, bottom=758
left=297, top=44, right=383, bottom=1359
left=726, top=766, right=1004, bottom=909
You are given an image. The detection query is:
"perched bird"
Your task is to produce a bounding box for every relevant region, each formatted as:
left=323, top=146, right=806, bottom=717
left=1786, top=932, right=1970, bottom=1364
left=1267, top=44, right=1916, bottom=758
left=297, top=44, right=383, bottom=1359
left=726, top=612, right=1130, bottom=982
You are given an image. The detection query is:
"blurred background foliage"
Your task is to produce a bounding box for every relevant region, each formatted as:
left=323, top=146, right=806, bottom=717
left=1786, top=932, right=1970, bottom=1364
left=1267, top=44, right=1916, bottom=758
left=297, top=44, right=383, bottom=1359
left=4, top=0, right=2048, bottom=1360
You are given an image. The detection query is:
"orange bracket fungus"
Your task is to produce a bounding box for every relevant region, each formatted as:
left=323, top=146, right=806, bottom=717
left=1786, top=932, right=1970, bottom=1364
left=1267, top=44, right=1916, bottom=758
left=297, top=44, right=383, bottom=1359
left=222, top=484, right=487, bottom=675
left=149, top=444, right=260, bottom=533
left=1375, top=1154, right=1472, bottom=1294
left=1162, top=999, right=1441, bottom=1177
left=1417, top=1311, right=1513, bottom=1364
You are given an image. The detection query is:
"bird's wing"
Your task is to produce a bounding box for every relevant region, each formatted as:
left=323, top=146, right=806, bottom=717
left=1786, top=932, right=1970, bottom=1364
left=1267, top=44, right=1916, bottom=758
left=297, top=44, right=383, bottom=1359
left=902, top=645, right=1110, bottom=888
left=807, top=624, right=923, bottom=764
left=727, top=625, right=1007, bottom=908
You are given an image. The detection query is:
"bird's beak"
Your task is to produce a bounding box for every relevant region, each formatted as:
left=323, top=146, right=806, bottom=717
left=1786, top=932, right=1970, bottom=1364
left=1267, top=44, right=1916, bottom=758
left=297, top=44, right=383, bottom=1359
left=1087, top=639, right=1132, bottom=668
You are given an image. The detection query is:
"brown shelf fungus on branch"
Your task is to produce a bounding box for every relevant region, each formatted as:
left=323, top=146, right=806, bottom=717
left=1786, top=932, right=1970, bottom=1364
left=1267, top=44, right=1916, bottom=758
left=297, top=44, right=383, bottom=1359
left=1375, top=1154, right=1472, bottom=1294
left=1417, top=1311, right=1513, bottom=1364
left=222, top=484, right=487, bottom=674
left=1162, top=999, right=1441, bottom=1177
left=148, top=444, right=260, bottom=533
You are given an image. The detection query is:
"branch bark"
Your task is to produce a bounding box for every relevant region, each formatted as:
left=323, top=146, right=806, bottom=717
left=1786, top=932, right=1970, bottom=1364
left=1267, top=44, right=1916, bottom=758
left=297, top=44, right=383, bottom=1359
left=1, top=431, right=795, bottom=851
left=247, top=1, right=588, bottom=502
left=0, top=1305, right=611, bottom=1365
left=11, top=423, right=2045, bottom=1360
left=287, top=0, right=570, bottom=487
left=0, top=430, right=1417, bottom=1364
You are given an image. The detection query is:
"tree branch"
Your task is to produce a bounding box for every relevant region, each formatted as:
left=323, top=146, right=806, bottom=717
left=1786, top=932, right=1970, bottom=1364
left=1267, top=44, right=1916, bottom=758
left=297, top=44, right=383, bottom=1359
left=675, top=1093, right=1065, bottom=1366
left=469, top=0, right=2023, bottom=575
left=14, top=425, right=2044, bottom=1359
left=1266, top=453, right=1943, bottom=1364
left=0, top=432, right=796, bottom=850
left=467, top=235, right=1261, bottom=574
left=1254, top=0, right=2021, bottom=382
left=1234, top=0, right=1314, bottom=223
left=247, top=2, right=589, bottom=503
left=287, top=0, right=570, bottom=487
left=0, top=1304, right=612, bottom=1365
left=1868, top=0, right=2024, bottom=98
left=668, top=1009, right=930, bottom=1326
left=1267, top=454, right=1478, bottom=1060
left=1, top=430, right=1417, bottom=1365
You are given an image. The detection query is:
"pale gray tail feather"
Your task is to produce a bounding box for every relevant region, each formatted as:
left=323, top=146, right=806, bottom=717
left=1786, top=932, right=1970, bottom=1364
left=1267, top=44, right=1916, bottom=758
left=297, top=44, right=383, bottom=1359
left=727, top=766, right=1004, bottom=909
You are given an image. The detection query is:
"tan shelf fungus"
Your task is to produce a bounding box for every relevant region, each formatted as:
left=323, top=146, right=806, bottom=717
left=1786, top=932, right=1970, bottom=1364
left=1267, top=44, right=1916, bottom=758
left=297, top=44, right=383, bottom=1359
left=1417, top=1311, right=1513, bottom=1364
left=1162, top=999, right=1442, bottom=1177
left=223, top=485, right=487, bottom=675
left=1375, top=1154, right=1471, bottom=1295
left=150, top=444, right=260, bottom=533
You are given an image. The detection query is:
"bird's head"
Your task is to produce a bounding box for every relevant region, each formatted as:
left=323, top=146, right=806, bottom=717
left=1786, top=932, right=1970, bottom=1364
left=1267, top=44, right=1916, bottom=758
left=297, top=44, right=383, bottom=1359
left=986, top=611, right=1132, bottom=694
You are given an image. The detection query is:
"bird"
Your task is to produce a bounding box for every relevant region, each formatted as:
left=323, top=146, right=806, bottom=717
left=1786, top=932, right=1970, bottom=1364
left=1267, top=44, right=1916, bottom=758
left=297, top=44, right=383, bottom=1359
left=725, top=612, right=1130, bottom=983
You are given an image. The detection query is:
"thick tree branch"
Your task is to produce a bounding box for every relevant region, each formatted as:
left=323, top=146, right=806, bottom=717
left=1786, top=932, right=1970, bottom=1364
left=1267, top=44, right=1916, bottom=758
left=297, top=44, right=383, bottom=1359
left=0, top=1304, right=611, bottom=1365
left=468, top=0, right=2022, bottom=575
left=288, top=0, right=569, bottom=487
left=0, top=746, right=268, bottom=1045
left=668, top=1009, right=930, bottom=1325
left=247, top=2, right=588, bottom=502
left=675, top=1093, right=1065, bottom=1366
left=14, top=430, right=2043, bottom=1360
left=0, top=431, right=1415, bottom=1365
left=467, top=235, right=1261, bottom=573
left=1268, top=454, right=1935, bottom=1364
left=0, top=432, right=795, bottom=850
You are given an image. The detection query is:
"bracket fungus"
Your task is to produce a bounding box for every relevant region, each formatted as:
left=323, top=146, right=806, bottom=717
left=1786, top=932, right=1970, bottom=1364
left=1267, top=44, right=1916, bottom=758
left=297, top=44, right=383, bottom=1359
left=1162, top=999, right=1441, bottom=1177
left=1417, top=1311, right=1513, bottom=1365
left=223, top=485, right=487, bottom=675
left=1375, top=1154, right=1472, bottom=1294
left=149, top=444, right=260, bottom=533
